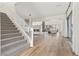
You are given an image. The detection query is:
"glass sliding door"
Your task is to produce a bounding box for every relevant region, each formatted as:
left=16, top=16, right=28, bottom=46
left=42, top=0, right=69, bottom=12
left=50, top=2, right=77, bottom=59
left=67, top=11, right=72, bottom=42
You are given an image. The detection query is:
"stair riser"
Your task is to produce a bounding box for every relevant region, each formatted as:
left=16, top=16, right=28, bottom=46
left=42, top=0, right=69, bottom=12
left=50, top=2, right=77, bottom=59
left=1, top=23, right=14, bottom=25
left=1, top=22, right=12, bottom=25
left=1, top=24, right=15, bottom=26
left=1, top=22, right=13, bottom=25
left=1, top=36, right=24, bottom=45
left=1, top=31, right=19, bottom=34
left=1, top=33, right=22, bottom=39
left=1, top=40, right=27, bottom=55
left=1, top=27, right=17, bottom=30
left=1, top=19, right=12, bottom=22
left=1, top=20, right=12, bottom=23
left=1, top=26, right=16, bottom=28
left=1, top=25, right=15, bottom=28
left=1, top=16, right=10, bottom=20
left=1, top=26, right=16, bottom=29
left=1, top=14, right=9, bottom=18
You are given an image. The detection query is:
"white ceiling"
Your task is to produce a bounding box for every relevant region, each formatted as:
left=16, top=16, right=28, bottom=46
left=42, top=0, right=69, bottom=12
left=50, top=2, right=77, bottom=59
left=15, top=2, right=69, bottom=19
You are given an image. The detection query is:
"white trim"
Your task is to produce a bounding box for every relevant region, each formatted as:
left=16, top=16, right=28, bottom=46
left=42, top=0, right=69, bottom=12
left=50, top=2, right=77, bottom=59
left=1, top=36, right=23, bottom=41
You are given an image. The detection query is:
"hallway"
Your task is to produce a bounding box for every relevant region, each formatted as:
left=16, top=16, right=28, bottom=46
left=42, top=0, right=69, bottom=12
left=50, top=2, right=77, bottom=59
left=0, top=2, right=79, bottom=56
left=17, top=33, right=75, bottom=56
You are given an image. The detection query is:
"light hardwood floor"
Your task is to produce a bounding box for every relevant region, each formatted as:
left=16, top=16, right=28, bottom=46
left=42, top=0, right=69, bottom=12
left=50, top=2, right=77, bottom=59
left=17, top=33, right=76, bottom=56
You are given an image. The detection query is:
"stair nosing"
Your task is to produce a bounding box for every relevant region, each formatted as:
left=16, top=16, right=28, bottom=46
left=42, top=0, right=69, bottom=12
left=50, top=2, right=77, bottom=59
left=1, top=36, right=23, bottom=42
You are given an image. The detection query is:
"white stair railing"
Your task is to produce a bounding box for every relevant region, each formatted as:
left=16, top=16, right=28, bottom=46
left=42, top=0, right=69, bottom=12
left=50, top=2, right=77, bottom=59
left=27, top=27, right=33, bottom=47
left=7, top=13, right=34, bottom=47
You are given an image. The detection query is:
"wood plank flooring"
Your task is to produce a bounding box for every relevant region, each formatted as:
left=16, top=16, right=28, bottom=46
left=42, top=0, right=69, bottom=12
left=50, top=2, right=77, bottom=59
left=17, top=33, right=76, bottom=56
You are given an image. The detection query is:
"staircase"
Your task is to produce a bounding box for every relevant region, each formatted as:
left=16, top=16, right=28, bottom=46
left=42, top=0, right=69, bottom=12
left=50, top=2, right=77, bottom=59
left=0, top=13, right=29, bottom=56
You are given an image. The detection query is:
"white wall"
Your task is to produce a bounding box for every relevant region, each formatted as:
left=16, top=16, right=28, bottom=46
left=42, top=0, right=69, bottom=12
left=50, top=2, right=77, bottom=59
left=63, top=2, right=79, bottom=55
left=64, top=2, right=79, bottom=55
left=72, top=2, right=79, bottom=55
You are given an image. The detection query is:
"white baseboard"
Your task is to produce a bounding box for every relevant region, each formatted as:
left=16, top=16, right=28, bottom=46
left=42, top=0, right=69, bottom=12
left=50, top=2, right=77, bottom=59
left=74, top=50, right=79, bottom=56
left=72, top=47, right=79, bottom=56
